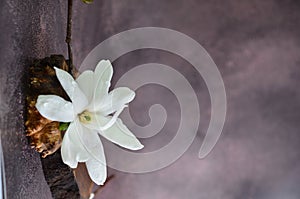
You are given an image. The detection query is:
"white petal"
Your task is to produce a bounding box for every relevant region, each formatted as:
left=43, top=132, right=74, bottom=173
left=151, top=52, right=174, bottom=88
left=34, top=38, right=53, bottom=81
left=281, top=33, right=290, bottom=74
left=99, top=118, right=144, bottom=150
left=54, top=67, right=88, bottom=113
left=96, top=87, right=135, bottom=115
left=74, top=120, right=107, bottom=185
left=86, top=156, right=107, bottom=185
left=36, top=95, right=75, bottom=122
left=88, top=60, right=113, bottom=111
left=61, top=122, right=90, bottom=168
left=74, top=120, right=106, bottom=164
left=76, top=70, right=94, bottom=103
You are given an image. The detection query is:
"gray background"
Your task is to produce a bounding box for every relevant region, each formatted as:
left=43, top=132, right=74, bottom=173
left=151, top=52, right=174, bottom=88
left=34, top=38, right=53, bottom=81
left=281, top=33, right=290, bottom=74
left=0, top=0, right=300, bottom=198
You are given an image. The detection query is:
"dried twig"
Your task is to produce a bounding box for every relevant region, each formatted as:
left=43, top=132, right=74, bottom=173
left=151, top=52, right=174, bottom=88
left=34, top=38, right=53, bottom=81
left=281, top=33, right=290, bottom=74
left=66, top=0, right=73, bottom=72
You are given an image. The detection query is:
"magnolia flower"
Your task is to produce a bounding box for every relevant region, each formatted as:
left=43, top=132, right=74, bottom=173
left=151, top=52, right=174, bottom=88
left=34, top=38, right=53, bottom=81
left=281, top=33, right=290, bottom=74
left=35, top=60, right=143, bottom=185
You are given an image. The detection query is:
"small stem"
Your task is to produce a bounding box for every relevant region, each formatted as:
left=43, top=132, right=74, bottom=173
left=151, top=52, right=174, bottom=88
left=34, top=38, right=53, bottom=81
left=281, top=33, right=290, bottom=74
left=66, top=0, right=73, bottom=72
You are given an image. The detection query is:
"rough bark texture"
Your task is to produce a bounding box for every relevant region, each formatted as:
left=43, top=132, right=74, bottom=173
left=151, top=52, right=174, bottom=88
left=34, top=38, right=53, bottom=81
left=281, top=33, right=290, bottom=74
left=0, top=0, right=69, bottom=198
left=0, top=1, right=96, bottom=197
left=41, top=152, right=80, bottom=199
left=25, top=55, right=68, bottom=158
left=25, top=55, right=80, bottom=199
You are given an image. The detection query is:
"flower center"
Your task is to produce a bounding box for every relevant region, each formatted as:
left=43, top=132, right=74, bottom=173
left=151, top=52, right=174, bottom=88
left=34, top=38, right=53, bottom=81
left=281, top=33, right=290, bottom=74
left=79, top=111, right=92, bottom=123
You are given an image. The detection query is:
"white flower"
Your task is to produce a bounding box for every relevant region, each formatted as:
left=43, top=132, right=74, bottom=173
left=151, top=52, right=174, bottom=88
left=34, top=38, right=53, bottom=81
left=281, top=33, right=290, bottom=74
left=35, top=60, right=143, bottom=185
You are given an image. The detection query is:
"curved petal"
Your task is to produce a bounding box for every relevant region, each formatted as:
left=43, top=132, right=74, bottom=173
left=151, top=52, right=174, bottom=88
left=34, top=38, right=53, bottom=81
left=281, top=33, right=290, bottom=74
left=97, top=87, right=135, bottom=115
left=86, top=155, right=107, bottom=185
left=88, top=60, right=113, bottom=111
left=61, top=122, right=90, bottom=168
left=76, top=70, right=94, bottom=103
left=36, top=95, right=75, bottom=122
left=99, top=118, right=144, bottom=150
left=73, top=119, right=107, bottom=185
left=54, top=67, right=88, bottom=113
left=73, top=120, right=106, bottom=164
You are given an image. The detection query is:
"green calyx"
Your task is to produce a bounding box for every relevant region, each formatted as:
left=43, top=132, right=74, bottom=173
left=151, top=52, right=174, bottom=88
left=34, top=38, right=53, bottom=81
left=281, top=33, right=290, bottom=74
left=59, top=122, right=70, bottom=131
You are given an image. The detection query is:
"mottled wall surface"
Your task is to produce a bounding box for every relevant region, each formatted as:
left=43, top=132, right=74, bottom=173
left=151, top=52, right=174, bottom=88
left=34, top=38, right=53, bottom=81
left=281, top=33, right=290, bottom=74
left=1, top=0, right=300, bottom=199
left=72, top=1, right=300, bottom=199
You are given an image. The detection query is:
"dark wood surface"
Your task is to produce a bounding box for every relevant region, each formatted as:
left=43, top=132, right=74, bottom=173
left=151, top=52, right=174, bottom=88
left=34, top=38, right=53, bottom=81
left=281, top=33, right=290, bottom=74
left=0, top=1, right=68, bottom=198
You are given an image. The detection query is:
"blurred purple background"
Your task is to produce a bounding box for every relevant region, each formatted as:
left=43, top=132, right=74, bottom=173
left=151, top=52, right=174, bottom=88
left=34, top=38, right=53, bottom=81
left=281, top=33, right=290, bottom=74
left=1, top=0, right=300, bottom=198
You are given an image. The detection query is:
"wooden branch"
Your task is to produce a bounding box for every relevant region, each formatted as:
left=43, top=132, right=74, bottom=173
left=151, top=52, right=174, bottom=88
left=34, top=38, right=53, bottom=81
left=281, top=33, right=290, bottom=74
left=66, top=0, right=73, bottom=72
